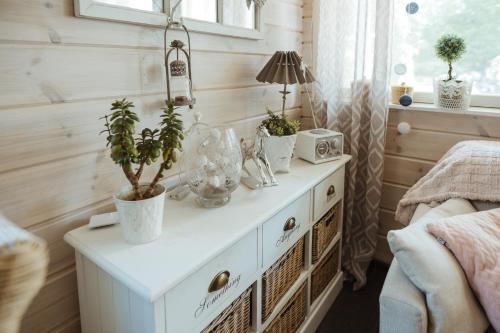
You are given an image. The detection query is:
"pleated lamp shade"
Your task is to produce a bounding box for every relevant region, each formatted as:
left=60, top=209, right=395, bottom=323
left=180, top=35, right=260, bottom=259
left=256, top=51, right=315, bottom=85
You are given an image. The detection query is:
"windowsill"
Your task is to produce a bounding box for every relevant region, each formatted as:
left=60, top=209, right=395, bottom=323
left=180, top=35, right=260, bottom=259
left=389, top=103, right=500, bottom=118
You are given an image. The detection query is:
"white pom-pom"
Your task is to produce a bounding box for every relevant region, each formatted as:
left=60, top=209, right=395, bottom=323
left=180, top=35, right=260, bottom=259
left=397, top=122, right=411, bottom=135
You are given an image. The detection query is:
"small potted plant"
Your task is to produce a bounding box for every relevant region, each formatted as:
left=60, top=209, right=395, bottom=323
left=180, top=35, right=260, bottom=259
left=101, top=99, right=183, bottom=244
left=260, top=108, right=301, bottom=173
left=434, top=34, right=471, bottom=111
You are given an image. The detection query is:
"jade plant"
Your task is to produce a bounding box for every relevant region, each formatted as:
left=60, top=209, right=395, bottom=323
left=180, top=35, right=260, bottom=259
left=435, top=34, right=466, bottom=81
left=261, top=109, right=301, bottom=136
left=101, top=99, right=184, bottom=201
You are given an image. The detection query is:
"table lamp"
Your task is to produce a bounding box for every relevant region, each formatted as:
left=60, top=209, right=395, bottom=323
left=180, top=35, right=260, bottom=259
left=256, top=51, right=315, bottom=116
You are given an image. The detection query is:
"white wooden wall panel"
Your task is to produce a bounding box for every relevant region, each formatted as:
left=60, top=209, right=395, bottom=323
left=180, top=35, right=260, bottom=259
left=0, top=0, right=305, bottom=331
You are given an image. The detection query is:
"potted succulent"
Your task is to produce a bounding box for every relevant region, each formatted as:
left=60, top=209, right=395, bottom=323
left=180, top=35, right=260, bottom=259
left=260, top=108, right=301, bottom=173
left=434, top=34, right=471, bottom=111
left=101, top=99, right=183, bottom=244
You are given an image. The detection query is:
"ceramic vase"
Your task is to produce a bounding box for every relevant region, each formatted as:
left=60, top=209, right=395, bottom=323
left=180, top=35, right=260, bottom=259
left=263, top=134, right=297, bottom=173
left=113, top=183, right=166, bottom=244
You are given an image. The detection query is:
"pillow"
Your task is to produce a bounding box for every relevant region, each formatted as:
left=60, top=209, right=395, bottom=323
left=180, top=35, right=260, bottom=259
left=427, top=209, right=500, bottom=332
left=387, top=198, right=489, bottom=333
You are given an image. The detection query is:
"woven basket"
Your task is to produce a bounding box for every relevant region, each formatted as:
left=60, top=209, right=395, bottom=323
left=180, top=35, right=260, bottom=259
left=263, top=282, right=307, bottom=333
left=262, top=237, right=305, bottom=322
left=312, top=201, right=341, bottom=264
left=0, top=238, right=49, bottom=333
left=201, top=287, right=252, bottom=333
left=311, top=240, right=340, bottom=304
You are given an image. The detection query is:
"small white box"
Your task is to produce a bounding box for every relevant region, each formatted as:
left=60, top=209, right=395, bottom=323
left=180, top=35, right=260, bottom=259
left=295, top=129, right=343, bottom=164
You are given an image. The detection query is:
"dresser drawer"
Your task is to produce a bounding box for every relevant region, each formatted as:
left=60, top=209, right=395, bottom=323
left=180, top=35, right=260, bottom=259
left=313, top=166, right=345, bottom=221
left=164, top=229, right=258, bottom=333
left=262, top=192, right=310, bottom=268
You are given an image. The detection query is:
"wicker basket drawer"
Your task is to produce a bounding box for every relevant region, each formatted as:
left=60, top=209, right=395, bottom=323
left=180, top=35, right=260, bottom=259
left=262, top=237, right=305, bottom=322
left=311, top=240, right=340, bottom=304
left=312, top=201, right=341, bottom=264
left=263, top=282, right=307, bottom=333
left=200, top=287, right=252, bottom=333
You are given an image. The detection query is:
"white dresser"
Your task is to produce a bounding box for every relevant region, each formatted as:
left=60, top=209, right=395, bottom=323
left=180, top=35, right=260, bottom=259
left=65, top=156, right=351, bottom=333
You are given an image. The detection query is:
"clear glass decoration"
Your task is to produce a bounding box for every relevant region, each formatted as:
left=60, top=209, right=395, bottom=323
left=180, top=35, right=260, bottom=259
left=182, top=126, right=242, bottom=208
left=434, top=76, right=472, bottom=111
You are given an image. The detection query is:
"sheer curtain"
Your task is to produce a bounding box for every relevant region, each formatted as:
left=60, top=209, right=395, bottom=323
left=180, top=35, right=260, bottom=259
left=313, top=0, right=394, bottom=289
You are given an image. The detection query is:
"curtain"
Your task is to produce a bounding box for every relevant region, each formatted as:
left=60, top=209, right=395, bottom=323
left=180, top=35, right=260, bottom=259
left=314, top=0, right=394, bottom=289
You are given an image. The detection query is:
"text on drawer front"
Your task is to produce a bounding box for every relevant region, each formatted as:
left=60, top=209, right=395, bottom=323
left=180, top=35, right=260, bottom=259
left=195, top=273, right=241, bottom=318
left=276, top=217, right=300, bottom=247
left=326, top=185, right=336, bottom=199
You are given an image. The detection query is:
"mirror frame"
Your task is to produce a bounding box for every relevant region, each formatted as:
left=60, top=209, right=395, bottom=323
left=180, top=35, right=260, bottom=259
left=75, top=0, right=264, bottom=40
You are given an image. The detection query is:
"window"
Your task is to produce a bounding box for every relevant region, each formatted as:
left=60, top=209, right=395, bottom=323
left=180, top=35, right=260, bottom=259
left=391, top=0, right=500, bottom=107
left=181, top=0, right=256, bottom=29
left=181, top=0, right=217, bottom=23
left=95, top=0, right=163, bottom=12
left=75, top=0, right=262, bottom=39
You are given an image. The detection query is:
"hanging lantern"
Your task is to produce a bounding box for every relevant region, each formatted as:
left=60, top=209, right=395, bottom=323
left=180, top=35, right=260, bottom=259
left=164, top=21, right=195, bottom=108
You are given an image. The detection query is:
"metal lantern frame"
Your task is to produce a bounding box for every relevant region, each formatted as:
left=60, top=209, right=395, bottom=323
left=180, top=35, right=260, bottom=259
left=163, top=17, right=195, bottom=108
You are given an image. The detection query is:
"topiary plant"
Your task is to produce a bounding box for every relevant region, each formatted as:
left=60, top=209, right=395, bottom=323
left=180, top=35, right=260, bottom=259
left=261, top=108, right=301, bottom=136
left=435, top=34, right=466, bottom=81
left=101, top=99, right=184, bottom=201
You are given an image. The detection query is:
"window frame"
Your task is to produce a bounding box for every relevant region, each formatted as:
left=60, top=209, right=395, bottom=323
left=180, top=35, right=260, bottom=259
left=74, top=0, right=264, bottom=40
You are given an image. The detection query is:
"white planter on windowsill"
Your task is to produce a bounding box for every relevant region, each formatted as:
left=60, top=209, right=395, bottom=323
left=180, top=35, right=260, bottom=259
left=113, top=183, right=166, bottom=244
left=434, top=77, right=472, bottom=112
left=263, top=134, right=297, bottom=173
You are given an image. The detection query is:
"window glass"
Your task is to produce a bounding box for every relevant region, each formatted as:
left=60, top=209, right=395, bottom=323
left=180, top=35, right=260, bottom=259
left=392, top=0, right=500, bottom=95
left=95, top=0, right=163, bottom=12
left=222, top=0, right=255, bottom=29
left=181, top=0, right=217, bottom=23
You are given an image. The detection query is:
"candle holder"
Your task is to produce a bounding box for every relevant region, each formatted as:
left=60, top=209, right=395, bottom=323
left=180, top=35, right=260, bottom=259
left=164, top=15, right=195, bottom=108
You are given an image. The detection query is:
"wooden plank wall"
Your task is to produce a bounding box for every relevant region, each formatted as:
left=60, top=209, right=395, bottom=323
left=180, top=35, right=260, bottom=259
left=301, top=0, right=314, bottom=125
left=375, top=108, right=500, bottom=264
left=0, top=0, right=304, bottom=331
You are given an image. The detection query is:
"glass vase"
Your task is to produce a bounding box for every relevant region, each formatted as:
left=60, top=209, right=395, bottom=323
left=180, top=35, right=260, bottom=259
left=182, top=126, right=242, bottom=208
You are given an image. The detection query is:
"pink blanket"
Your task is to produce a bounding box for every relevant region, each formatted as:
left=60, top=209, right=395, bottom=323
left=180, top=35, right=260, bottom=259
left=427, top=209, right=500, bottom=331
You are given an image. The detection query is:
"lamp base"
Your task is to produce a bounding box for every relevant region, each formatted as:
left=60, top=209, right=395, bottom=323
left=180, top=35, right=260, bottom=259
left=279, top=82, right=291, bottom=116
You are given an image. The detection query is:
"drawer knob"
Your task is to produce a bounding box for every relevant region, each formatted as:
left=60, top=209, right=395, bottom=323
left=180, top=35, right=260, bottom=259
left=283, top=217, right=296, bottom=232
left=327, top=185, right=336, bottom=197
left=208, top=271, right=230, bottom=293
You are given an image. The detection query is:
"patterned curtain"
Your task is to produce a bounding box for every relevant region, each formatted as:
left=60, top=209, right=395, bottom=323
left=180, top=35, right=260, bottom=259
left=314, top=0, right=394, bottom=289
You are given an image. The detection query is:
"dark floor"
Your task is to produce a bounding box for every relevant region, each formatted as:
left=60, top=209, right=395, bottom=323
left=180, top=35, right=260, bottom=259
left=316, top=262, right=389, bottom=333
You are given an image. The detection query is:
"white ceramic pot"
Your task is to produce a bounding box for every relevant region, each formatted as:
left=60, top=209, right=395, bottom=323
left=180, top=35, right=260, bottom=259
left=113, top=183, right=166, bottom=244
left=434, top=77, right=472, bottom=111
left=263, top=134, right=297, bottom=173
